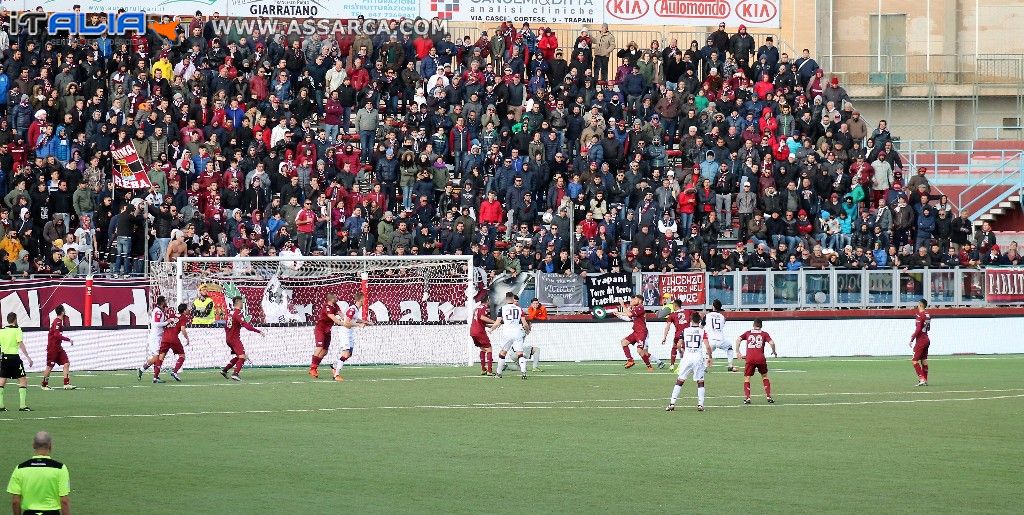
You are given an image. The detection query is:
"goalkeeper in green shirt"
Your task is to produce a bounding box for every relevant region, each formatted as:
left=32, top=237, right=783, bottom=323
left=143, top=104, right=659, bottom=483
left=0, top=312, right=34, bottom=412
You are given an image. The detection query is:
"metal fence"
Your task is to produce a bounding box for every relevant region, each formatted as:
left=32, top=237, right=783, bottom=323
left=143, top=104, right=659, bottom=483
left=830, top=54, right=1024, bottom=86
left=534, top=268, right=1019, bottom=313
left=691, top=268, right=992, bottom=310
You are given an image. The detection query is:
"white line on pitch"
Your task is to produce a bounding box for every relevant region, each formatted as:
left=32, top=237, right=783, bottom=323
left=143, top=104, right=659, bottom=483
left=3, top=392, right=1022, bottom=422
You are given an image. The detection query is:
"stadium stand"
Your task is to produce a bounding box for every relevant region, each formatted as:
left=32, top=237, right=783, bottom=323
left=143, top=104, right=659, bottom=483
left=0, top=13, right=1021, bottom=282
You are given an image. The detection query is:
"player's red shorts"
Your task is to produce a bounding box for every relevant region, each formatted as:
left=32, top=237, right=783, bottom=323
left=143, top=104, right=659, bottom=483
left=744, top=361, right=768, bottom=376
left=159, top=340, right=185, bottom=355
left=227, top=339, right=246, bottom=355
left=913, top=336, right=930, bottom=361
left=46, top=348, right=68, bottom=367
left=314, top=330, right=332, bottom=350
left=471, top=332, right=490, bottom=348
left=625, top=330, right=648, bottom=346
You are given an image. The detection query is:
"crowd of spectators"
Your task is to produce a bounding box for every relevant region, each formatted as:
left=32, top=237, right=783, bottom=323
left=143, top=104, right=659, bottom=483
left=0, top=11, right=1020, bottom=280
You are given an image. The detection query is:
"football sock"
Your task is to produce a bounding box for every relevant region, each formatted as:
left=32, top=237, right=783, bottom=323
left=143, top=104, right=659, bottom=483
left=41, top=378, right=48, bottom=388
left=173, top=356, right=185, bottom=373
left=335, top=355, right=348, bottom=374
left=922, top=364, right=929, bottom=381
left=697, top=386, right=705, bottom=406
left=311, top=354, right=324, bottom=369
left=670, top=384, right=682, bottom=404
left=743, top=382, right=751, bottom=399
left=479, top=351, right=487, bottom=371
left=18, top=386, right=26, bottom=409
left=233, top=357, right=244, bottom=375
left=912, top=362, right=924, bottom=380
left=763, top=378, right=771, bottom=397
left=0, top=386, right=5, bottom=409
left=153, top=360, right=162, bottom=379
left=518, top=356, right=526, bottom=375
left=63, top=376, right=70, bottom=386
left=223, top=357, right=237, bottom=374
left=727, top=348, right=734, bottom=368
left=670, top=347, right=677, bottom=366
left=622, top=346, right=633, bottom=360
left=640, top=353, right=652, bottom=367
left=497, top=356, right=506, bottom=374
left=486, top=352, right=493, bottom=373
left=532, top=349, right=539, bottom=370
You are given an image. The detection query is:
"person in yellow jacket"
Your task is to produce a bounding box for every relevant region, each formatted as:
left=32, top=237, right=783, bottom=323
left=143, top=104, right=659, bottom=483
left=151, top=51, right=174, bottom=82
left=0, top=230, right=23, bottom=263
left=191, top=286, right=217, bottom=326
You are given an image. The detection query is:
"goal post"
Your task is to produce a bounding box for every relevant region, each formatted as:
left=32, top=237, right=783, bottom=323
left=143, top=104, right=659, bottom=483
left=149, top=255, right=476, bottom=368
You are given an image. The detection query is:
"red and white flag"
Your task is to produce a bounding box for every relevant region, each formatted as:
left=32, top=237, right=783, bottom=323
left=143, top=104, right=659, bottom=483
left=111, top=141, right=153, bottom=189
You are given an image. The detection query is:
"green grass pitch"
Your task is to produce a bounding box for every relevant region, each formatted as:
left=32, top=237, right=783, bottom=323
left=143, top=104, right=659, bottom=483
left=2, top=356, right=1022, bottom=513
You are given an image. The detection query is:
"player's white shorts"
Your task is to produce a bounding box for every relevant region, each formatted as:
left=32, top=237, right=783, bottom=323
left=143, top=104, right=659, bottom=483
left=498, top=331, right=526, bottom=354
left=676, top=357, right=707, bottom=381
left=709, top=338, right=731, bottom=351
left=147, top=334, right=162, bottom=355
left=339, top=330, right=356, bottom=352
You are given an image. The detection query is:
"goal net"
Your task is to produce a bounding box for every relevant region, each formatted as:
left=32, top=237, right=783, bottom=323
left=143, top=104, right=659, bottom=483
left=149, top=256, right=476, bottom=368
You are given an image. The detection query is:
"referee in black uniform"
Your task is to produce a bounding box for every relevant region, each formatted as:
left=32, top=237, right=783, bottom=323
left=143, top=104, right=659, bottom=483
left=0, top=312, right=33, bottom=412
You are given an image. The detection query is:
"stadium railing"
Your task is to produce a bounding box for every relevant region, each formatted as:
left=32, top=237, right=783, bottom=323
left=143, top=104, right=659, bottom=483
left=534, top=267, right=1024, bottom=313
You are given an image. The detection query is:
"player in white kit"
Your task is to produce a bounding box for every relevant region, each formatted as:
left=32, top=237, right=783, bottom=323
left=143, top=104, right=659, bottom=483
left=703, top=299, right=736, bottom=372
left=489, top=292, right=531, bottom=379
left=333, top=292, right=371, bottom=382
left=666, top=311, right=713, bottom=412
left=138, top=296, right=172, bottom=380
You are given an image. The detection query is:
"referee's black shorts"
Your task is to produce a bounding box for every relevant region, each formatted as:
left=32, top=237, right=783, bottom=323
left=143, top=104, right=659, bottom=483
left=0, top=353, right=25, bottom=379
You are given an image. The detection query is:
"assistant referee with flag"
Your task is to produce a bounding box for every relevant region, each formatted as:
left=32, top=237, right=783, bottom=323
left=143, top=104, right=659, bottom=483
left=7, top=431, right=71, bottom=515
left=0, top=312, right=33, bottom=412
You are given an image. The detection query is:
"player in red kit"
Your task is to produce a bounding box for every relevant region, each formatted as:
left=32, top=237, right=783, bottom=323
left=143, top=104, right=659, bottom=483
left=471, top=291, right=497, bottom=375
left=615, top=295, right=654, bottom=371
left=222, top=297, right=264, bottom=381
left=154, top=304, right=190, bottom=383
left=737, top=319, right=777, bottom=404
left=41, top=306, right=75, bottom=391
left=910, top=299, right=931, bottom=386
left=660, top=300, right=692, bottom=371
left=309, top=293, right=344, bottom=379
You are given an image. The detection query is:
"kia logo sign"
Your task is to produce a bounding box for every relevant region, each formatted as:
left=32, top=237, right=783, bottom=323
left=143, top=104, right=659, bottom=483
left=736, top=0, right=779, bottom=23
left=606, top=0, right=650, bottom=20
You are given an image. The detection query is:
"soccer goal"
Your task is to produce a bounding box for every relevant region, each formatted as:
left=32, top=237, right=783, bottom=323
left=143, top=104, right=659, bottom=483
left=149, top=255, right=476, bottom=368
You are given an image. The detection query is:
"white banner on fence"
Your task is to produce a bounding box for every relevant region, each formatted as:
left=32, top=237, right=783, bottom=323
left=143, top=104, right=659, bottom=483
left=523, top=317, right=1020, bottom=361
left=428, top=0, right=780, bottom=27
left=33, top=0, right=778, bottom=26
left=22, top=325, right=470, bottom=372
left=19, top=315, right=1022, bottom=371
left=31, top=0, right=417, bottom=19
left=603, top=0, right=780, bottom=27
left=227, top=0, right=418, bottom=19
left=429, top=0, right=601, bottom=24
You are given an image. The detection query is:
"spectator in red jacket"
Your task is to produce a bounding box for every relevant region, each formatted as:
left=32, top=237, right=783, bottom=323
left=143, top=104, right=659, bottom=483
left=579, top=211, right=599, bottom=239
left=538, top=29, right=559, bottom=61
left=478, top=191, right=504, bottom=225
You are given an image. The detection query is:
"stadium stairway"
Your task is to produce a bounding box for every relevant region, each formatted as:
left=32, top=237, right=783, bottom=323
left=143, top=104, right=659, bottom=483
left=910, top=142, right=1024, bottom=230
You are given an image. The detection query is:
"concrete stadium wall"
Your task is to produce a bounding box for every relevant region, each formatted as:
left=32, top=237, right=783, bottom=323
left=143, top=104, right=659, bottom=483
left=23, top=316, right=1022, bottom=371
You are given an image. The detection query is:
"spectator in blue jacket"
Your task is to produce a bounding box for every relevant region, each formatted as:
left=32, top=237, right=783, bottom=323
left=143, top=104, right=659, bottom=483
left=916, top=206, right=936, bottom=249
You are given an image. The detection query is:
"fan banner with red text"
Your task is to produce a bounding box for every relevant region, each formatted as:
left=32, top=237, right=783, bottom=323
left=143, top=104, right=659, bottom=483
left=111, top=140, right=153, bottom=189
left=985, top=269, right=1024, bottom=303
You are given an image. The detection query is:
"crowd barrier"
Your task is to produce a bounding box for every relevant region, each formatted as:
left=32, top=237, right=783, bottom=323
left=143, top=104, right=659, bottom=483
left=18, top=315, right=1023, bottom=372
left=535, top=268, right=1024, bottom=311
